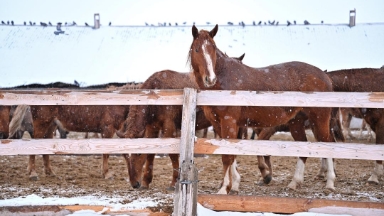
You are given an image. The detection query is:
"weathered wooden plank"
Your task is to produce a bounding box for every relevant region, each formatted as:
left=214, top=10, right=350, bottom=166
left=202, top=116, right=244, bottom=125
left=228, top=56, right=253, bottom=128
left=0, top=89, right=184, bottom=105
left=197, top=194, right=384, bottom=214
left=1, top=90, right=384, bottom=108
left=0, top=138, right=179, bottom=155
left=1, top=138, right=383, bottom=160
left=197, top=91, right=384, bottom=108
left=174, top=88, right=198, bottom=216
left=195, top=138, right=384, bottom=160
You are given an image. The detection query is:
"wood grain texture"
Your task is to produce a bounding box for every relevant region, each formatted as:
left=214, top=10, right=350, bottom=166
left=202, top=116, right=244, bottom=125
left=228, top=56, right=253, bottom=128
left=198, top=194, right=384, bottom=214
left=1, top=90, right=383, bottom=108
left=1, top=138, right=383, bottom=160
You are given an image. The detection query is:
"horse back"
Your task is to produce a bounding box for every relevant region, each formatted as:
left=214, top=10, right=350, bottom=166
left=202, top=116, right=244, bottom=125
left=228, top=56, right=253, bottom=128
left=327, top=68, right=384, bottom=92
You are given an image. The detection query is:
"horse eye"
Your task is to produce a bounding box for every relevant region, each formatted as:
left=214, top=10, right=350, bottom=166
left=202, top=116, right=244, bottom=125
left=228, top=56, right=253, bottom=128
left=195, top=48, right=199, bottom=52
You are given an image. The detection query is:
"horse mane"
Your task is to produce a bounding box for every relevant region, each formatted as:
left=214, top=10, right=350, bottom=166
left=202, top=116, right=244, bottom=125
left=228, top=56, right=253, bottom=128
left=8, top=105, right=29, bottom=138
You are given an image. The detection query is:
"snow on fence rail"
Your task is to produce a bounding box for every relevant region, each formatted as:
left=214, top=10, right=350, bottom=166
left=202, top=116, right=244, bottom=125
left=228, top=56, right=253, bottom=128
left=1, top=88, right=384, bottom=216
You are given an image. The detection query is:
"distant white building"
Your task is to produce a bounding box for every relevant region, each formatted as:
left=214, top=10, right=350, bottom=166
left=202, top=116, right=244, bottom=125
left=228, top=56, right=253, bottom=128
left=1, top=23, right=383, bottom=88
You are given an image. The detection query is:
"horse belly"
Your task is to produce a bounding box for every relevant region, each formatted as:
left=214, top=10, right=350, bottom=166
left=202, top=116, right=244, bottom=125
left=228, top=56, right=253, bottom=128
left=243, top=106, right=300, bottom=127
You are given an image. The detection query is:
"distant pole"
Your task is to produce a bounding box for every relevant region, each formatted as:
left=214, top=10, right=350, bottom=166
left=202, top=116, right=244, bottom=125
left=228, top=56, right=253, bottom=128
left=349, top=9, right=356, bottom=27
left=94, top=13, right=100, bottom=29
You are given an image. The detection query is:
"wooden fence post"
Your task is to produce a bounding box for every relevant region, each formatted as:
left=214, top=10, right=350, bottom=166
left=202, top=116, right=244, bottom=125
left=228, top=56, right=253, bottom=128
left=173, top=88, right=198, bottom=216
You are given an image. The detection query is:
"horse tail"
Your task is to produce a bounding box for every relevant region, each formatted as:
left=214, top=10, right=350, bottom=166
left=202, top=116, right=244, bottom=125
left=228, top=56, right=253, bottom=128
left=8, top=105, right=29, bottom=139
left=330, top=107, right=345, bottom=142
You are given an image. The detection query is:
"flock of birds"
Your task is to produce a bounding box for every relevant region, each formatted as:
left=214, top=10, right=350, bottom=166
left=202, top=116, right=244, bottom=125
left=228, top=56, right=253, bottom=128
left=1, top=20, right=323, bottom=27
left=0, top=20, right=113, bottom=27
left=146, top=20, right=323, bottom=27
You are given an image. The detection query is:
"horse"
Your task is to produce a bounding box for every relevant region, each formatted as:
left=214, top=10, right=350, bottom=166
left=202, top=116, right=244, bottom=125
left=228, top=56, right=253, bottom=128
left=116, top=53, right=245, bottom=190
left=10, top=105, right=130, bottom=180
left=189, top=24, right=340, bottom=194
left=340, top=107, right=374, bottom=141
left=0, top=105, right=35, bottom=139
left=327, top=67, right=384, bottom=184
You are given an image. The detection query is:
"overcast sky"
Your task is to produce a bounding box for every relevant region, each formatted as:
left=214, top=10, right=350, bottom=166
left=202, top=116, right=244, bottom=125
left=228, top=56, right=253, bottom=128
left=1, top=0, right=384, bottom=27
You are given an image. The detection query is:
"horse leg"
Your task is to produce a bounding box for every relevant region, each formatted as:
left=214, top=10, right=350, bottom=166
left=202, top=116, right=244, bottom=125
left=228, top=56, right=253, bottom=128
left=28, top=155, right=38, bottom=180
left=141, top=154, right=155, bottom=189
left=101, top=125, right=115, bottom=179
left=217, top=117, right=240, bottom=195
left=256, top=127, right=277, bottom=185
left=309, top=109, right=337, bottom=191
left=368, top=116, right=384, bottom=184
left=43, top=155, right=55, bottom=176
left=287, top=112, right=310, bottom=190
left=162, top=119, right=179, bottom=190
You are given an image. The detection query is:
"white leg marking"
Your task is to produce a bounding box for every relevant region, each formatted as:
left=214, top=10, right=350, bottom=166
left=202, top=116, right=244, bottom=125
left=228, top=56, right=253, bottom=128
left=217, top=166, right=230, bottom=194
left=202, top=40, right=216, bottom=83
left=288, top=158, right=305, bottom=190
left=368, top=162, right=383, bottom=184
left=325, top=158, right=336, bottom=190
left=230, top=159, right=241, bottom=192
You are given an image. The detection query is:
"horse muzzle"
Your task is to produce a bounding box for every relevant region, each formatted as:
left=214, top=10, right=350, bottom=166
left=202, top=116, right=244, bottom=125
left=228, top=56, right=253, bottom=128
left=204, top=76, right=217, bottom=88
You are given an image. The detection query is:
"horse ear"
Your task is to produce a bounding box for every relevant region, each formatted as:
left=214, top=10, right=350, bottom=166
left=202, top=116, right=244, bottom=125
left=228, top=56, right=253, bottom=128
left=192, top=25, right=198, bottom=39
left=209, top=24, right=218, bottom=38
left=239, top=53, right=245, bottom=61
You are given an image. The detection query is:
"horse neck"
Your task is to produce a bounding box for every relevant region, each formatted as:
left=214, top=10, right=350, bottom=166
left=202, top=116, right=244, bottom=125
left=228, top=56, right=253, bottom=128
left=123, top=105, right=149, bottom=138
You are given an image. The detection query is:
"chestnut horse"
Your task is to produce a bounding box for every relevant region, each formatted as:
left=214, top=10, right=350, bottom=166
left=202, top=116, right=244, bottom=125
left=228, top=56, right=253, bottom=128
left=116, top=70, right=216, bottom=190
left=10, top=105, right=129, bottom=180
left=189, top=24, right=339, bottom=194
left=340, top=108, right=374, bottom=141
left=116, top=55, right=245, bottom=190
left=327, top=67, right=384, bottom=184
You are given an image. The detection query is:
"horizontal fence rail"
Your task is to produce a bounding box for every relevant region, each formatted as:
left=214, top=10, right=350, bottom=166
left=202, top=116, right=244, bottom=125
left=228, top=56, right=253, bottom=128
left=1, top=138, right=383, bottom=160
left=1, top=90, right=384, bottom=108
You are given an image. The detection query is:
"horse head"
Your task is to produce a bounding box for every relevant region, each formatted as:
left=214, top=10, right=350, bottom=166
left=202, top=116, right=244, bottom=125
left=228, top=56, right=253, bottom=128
left=190, top=24, right=219, bottom=88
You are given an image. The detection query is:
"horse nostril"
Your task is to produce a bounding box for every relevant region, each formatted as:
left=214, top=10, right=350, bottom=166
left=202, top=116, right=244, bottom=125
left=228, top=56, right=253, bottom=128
left=205, top=76, right=209, bottom=83
left=132, top=181, right=141, bottom=189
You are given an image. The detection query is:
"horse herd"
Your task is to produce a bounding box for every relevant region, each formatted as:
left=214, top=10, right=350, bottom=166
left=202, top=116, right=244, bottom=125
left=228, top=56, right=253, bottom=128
left=1, top=25, right=383, bottom=195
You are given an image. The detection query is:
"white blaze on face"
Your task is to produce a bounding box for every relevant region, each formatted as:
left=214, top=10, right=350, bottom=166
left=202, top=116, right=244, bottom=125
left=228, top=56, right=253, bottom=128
left=202, top=40, right=216, bottom=83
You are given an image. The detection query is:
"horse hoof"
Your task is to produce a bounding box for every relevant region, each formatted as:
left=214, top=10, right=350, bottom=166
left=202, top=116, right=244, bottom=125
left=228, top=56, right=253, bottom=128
left=228, top=190, right=239, bottom=195
left=263, top=175, right=272, bottom=184
left=166, top=186, right=176, bottom=191
left=367, top=180, right=379, bottom=185
left=29, top=176, right=38, bottom=181
left=287, top=182, right=298, bottom=190
left=139, top=186, right=149, bottom=190
left=104, top=171, right=114, bottom=180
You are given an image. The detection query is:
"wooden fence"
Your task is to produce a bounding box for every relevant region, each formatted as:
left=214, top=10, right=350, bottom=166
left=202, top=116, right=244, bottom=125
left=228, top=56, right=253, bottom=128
left=1, top=89, right=384, bottom=216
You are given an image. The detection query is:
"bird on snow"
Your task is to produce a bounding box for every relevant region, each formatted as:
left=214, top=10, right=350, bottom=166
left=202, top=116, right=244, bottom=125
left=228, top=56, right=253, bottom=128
left=276, top=21, right=279, bottom=25
left=40, top=22, right=48, bottom=27
left=293, top=20, right=296, bottom=25
left=258, top=21, right=262, bottom=25
left=1, top=21, right=5, bottom=25
left=85, top=22, right=89, bottom=26
left=145, top=22, right=148, bottom=26
left=24, top=21, right=26, bottom=25
left=33, top=22, right=36, bottom=25
left=48, top=22, right=52, bottom=26
left=287, top=21, right=291, bottom=26
left=168, top=23, right=171, bottom=26
left=271, top=20, right=275, bottom=25
left=321, top=20, right=324, bottom=24
left=74, top=80, right=79, bottom=86
left=109, top=22, right=111, bottom=26
left=73, top=21, right=77, bottom=25
left=252, top=21, right=255, bottom=25
left=206, top=22, right=210, bottom=25
left=183, top=22, right=186, bottom=24
left=65, top=22, right=67, bottom=26
left=175, top=22, right=178, bottom=26
left=11, top=21, right=14, bottom=25
left=304, top=20, right=310, bottom=25
left=29, top=21, right=32, bottom=25
left=7, top=21, right=9, bottom=25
